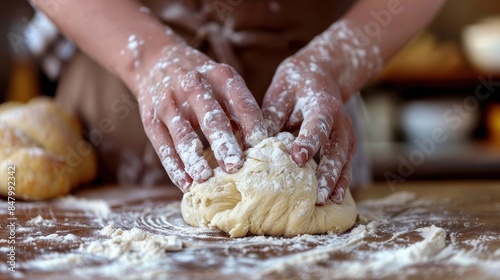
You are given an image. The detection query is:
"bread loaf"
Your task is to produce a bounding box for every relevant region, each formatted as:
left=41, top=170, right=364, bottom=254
left=0, top=97, right=97, bottom=200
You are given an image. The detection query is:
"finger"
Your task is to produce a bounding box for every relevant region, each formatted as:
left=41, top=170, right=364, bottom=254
left=158, top=140, right=193, bottom=192
left=291, top=93, right=338, bottom=167
left=194, top=94, right=244, bottom=173
left=315, top=116, right=354, bottom=206
left=205, top=64, right=268, bottom=148
left=262, top=76, right=295, bottom=136
left=330, top=160, right=352, bottom=204
left=285, top=102, right=304, bottom=130
left=159, top=91, right=213, bottom=183
left=141, top=107, right=192, bottom=192
left=181, top=70, right=244, bottom=174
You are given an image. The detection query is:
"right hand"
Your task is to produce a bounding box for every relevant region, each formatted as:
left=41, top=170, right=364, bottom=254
left=133, top=42, right=267, bottom=192
left=262, top=48, right=356, bottom=206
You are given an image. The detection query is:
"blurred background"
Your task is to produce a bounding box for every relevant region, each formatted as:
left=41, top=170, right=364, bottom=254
left=1, top=1, right=500, bottom=183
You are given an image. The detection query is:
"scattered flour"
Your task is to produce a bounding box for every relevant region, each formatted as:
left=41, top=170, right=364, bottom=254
left=18, top=191, right=499, bottom=279
left=360, top=191, right=417, bottom=207
left=25, top=225, right=183, bottom=278
left=23, top=233, right=78, bottom=244
left=27, top=215, right=55, bottom=227
left=55, top=196, right=111, bottom=218
left=83, top=225, right=183, bottom=261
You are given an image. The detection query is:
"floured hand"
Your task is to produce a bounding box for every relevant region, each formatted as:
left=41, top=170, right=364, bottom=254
left=133, top=37, right=267, bottom=192
left=263, top=20, right=383, bottom=205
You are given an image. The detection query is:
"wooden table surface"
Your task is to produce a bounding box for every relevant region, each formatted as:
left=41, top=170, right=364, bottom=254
left=1, top=181, right=499, bottom=279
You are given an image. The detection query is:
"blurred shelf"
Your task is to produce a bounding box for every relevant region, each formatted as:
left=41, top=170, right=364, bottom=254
left=369, top=141, right=500, bottom=181
left=372, top=32, right=500, bottom=88
left=375, top=66, right=500, bottom=87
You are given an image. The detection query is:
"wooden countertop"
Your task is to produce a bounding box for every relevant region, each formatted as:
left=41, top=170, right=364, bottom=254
left=1, top=181, right=499, bottom=279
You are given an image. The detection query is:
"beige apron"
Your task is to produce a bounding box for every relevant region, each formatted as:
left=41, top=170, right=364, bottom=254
left=55, top=0, right=370, bottom=186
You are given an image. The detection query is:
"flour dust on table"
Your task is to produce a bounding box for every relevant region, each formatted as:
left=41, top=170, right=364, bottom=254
left=10, top=190, right=498, bottom=279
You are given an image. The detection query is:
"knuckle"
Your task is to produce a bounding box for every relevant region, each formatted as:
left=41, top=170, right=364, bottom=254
left=275, top=58, right=297, bottom=78
left=172, top=125, right=196, bottom=145
left=154, top=95, right=172, bottom=113
left=141, top=108, right=158, bottom=128
left=168, top=119, right=196, bottom=144
left=270, top=73, right=289, bottom=90
left=202, top=108, right=226, bottom=129
left=303, top=113, right=331, bottom=134
left=235, top=96, right=259, bottom=113
left=280, top=57, right=299, bottom=69
left=324, top=94, right=342, bottom=110
left=180, top=70, right=207, bottom=91
left=215, top=63, right=237, bottom=78
left=315, top=117, right=331, bottom=137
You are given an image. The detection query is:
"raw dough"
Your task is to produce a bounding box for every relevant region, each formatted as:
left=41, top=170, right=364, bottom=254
left=181, top=132, right=357, bottom=237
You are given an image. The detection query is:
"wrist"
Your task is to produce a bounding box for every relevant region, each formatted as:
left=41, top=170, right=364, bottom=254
left=117, top=26, right=186, bottom=97
left=303, top=20, right=383, bottom=102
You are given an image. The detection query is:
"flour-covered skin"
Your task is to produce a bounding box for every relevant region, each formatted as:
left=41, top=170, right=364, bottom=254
left=30, top=0, right=446, bottom=201
left=263, top=20, right=382, bottom=205
left=134, top=30, right=267, bottom=191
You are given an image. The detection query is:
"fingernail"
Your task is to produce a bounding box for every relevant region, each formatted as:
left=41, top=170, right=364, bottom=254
left=224, top=155, right=244, bottom=173
left=297, top=147, right=309, bottom=166
left=331, top=188, right=345, bottom=204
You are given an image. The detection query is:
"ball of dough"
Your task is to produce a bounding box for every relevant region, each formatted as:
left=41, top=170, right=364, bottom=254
left=181, top=132, right=357, bottom=237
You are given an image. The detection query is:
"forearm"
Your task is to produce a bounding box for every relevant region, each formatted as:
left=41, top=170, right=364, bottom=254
left=345, top=0, right=446, bottom=63
left=309, top=0, right=446, bottom=101
left=32, top=0, right=183, bottom=92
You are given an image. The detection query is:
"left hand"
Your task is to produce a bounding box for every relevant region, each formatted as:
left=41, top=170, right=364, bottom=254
left=262, top=44, right=356, bottom=206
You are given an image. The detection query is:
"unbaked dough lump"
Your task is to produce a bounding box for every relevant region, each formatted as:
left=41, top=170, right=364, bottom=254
left=181, top=132, right=357, bottom=237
